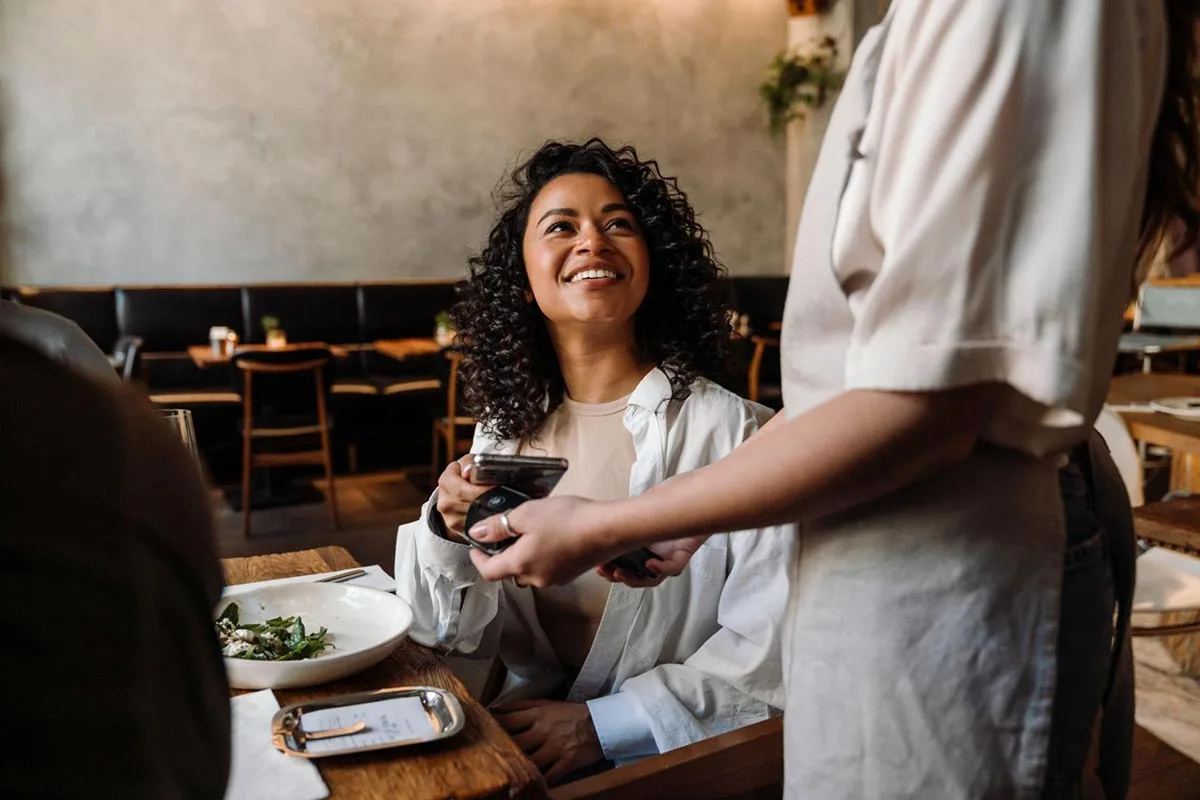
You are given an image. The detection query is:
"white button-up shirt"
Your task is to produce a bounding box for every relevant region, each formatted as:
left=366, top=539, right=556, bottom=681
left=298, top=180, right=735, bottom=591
left=395, top=369, right=796, bottom=762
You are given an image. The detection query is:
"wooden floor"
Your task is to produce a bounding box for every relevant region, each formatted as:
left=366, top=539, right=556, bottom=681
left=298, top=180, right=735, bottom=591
left=215, top=469, right=1200, bottom=799
left=211, top=467, right=430, bottom=567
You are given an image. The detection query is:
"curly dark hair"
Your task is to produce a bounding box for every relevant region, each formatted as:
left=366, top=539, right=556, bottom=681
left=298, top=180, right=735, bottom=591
left=453, top=138, right=733, bottom=443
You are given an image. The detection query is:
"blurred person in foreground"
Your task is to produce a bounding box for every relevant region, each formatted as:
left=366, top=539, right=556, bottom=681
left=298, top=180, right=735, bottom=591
left=0, top=297, right=118, bottom=382
left=0, top=323, right=230, bottom=797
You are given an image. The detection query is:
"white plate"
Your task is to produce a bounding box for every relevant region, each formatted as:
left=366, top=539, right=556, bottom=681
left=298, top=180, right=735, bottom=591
left=218, top=583, right=413, bottom=690
left=1149, top=397, right=1200, bottom=419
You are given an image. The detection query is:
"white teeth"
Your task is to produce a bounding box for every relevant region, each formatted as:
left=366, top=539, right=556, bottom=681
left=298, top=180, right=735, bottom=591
left=567, top=269, right=619, bottom=283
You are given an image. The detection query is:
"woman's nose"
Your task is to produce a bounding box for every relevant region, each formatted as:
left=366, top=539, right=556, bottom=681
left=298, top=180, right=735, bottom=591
left=574, top=223, right=611, bottom=255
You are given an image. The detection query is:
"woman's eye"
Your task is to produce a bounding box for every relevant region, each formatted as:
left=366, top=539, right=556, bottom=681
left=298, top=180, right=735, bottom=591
left=546, top=221, right=574, bottom=234
left=606, top=218, right=635, bottom=231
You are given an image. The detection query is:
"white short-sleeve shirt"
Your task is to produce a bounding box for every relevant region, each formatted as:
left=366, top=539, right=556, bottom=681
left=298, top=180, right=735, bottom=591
left=782, top=0, right=1166, bottom=457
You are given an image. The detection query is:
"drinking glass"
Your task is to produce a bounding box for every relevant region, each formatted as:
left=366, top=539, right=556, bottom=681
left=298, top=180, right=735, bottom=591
left=158, top=408, right=201, bottom=468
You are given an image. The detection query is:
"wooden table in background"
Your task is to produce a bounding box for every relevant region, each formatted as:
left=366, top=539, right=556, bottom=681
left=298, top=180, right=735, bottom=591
left=1136, top=498, right=1200, bottom=555
left=373, top=338, right=443, bottom=361
left=222, top=547, right=545, bottom=800
left=188, top=342, right=350, bottom=368
left=1109, top=374, right=1200, bottom=493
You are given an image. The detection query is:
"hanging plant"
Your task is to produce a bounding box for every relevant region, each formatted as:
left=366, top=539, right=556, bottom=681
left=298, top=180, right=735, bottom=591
left=759, top=36, right=843, bottom=133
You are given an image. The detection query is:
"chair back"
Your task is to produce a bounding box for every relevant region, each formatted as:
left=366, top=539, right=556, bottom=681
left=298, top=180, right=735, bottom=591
left=111, top=334, right=144, bottom=382
left=1134, top=284, right=1200, bottom=331
left=1095, top=406, right=1144, bottom=507
left=232, top=346, right=333, bottom=421
left=434, top=348, right=465, bottom=420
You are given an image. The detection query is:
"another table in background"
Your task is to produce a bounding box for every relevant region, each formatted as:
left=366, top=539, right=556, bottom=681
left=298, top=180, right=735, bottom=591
left=372, top=338, right=444, bottom=362
left=222, top=546, right=545, bottom=800
left=1109, top=373, right=1200, bottom=494
left=1136, top=497, right=1200, bottom=556
left=188, top=342, right=350, bottom=369
left=1117, top=332, right=1200, bottom=374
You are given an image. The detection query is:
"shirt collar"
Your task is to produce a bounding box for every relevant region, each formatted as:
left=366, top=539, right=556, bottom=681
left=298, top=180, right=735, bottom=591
left=626, top=367, right=675, bottom=414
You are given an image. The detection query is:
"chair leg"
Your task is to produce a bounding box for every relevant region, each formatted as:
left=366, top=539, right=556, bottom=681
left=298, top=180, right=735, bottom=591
left=444, top=423, right=455, bottom=464
left=431, top=421, right=442, bottom=481
left=323, top=452, right=340, bottom=532
left=347, top=444, right=358, bottom=474
left=241, top=370, right=254, bottom=538
left=315, top=369, right=339, bottom=532
left=241, top=439, right=253, bottom=539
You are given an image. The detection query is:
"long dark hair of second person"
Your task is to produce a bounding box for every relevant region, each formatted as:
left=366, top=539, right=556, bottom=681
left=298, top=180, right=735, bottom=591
left=452, top=139, right=732, bottom=443
left=1141, top=2, right=1200, bottom=263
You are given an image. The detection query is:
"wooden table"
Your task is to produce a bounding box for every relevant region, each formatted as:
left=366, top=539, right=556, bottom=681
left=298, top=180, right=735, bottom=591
left=188, top=342, right=350, bottom=368
left=1136, top=498, right=1200, bottom=555
left=222, top=546, right=545, bottom=800
left=1118, top=333, right=1200, bottom=373
left=373, top=338, right=444, bottom=361
left=1108, top=373, right=1200, bottom=494
left=1109, top=374, right=1200, bottom=453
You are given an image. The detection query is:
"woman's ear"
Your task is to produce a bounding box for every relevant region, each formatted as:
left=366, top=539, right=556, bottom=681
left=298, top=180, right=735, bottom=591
left=524, top=289, right=534, bottom=304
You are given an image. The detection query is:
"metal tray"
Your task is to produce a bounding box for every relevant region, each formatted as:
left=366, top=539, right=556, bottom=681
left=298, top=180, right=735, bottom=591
left=271, top=685, right=465, bottom=758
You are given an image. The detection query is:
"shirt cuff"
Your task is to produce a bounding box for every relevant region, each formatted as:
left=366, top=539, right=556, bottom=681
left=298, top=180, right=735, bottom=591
left=415, top=494, right=478, bottom=584
left=586, top=692, right=660, bottom=762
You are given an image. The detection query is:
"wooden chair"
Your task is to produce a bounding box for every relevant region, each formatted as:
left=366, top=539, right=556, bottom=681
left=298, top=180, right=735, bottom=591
left=1132, top=499, right=1200, bottom=678
left=550, top=718, right=783, bottom=800
left=1120, top=284, right=1200, bottom=373
left=233, top=347, right=339, bottom=537
left=747, top=335, right=782, bottom=409
left=1094, top=407, right=1145, bottom=508
left=431, top=349, right=475, bottom=477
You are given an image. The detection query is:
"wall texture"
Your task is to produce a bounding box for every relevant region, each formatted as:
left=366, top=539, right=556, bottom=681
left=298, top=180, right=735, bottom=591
left=0, top=0, right=786, bottom=286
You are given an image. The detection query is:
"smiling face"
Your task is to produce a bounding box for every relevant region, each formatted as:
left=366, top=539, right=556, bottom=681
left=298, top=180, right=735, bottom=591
left=522, top=172, right=650, bottom=336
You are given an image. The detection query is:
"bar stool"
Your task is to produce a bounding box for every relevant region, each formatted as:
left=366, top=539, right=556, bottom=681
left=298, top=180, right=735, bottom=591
left=233, top=346, right=339, bottom=536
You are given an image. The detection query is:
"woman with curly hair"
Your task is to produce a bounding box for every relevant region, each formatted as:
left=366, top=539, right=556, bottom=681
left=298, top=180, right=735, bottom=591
left=394, top=139, right=793, bottom=784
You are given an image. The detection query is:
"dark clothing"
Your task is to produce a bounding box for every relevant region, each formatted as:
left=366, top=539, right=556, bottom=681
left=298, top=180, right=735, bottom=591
left=0, top=300, right=116, bottom=382
left=1042, top=433, right=1136, bottom=799
left=0, top=334, right=229, bottom=799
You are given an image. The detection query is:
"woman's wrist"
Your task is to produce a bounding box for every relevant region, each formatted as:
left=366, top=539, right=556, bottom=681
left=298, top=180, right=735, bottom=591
left=589, top=499, right=638, bottom=555
left=593, top=490, right=688, bottom=553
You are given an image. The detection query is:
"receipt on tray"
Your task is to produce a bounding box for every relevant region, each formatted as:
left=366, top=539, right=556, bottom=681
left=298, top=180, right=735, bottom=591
left=299, top=696, right=438, bottom=755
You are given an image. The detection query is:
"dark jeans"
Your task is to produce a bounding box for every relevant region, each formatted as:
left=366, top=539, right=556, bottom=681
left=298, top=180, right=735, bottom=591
left=1042, top=437, right=1135, bottom=799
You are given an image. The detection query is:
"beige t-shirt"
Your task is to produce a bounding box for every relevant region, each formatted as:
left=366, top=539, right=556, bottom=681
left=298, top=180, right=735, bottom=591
left=521, top=393, right=637, bottom=669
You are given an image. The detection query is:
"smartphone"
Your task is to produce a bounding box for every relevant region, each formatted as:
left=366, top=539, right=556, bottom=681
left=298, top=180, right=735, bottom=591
left=468, top=454, right=569, bottom=499
left=605, top=548, right=659, bottom=580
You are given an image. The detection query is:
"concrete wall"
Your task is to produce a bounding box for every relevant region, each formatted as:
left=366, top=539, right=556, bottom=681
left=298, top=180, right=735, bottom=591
left=0, top=0, right=786, bottom=286
left=782, top=0, right=879, bottom=270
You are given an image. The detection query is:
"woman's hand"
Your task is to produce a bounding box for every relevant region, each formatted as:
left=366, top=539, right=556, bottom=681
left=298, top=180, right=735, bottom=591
left=595, top=536, right=711, bottom=587
left=435, top=454, right=489, bottom=537
left=468, top=496, right=623, bottom=586
left=492, top=700, right=604, bottom=786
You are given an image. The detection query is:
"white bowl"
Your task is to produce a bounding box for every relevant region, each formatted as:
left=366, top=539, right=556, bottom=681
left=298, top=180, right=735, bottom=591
left=217, top=583, right=413, bottom=690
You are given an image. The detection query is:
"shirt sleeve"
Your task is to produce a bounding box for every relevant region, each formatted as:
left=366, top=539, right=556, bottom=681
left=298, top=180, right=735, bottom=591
left=613, top=524, right=793, bottom=754
left=394, top=424, right=512, bottom=655
left=586, top=692, right=660, bottom=762
left=393, top=496, right=505, bottom=656
left=836, top=0, right=1161, bottom=456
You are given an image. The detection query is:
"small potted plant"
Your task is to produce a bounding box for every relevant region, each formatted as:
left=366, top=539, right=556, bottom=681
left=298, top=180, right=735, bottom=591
left=262, top=315, right=287, bottom=349
left=760, top=36, right=844, bottom=133
left=434, top=310, right=456, bottom=347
